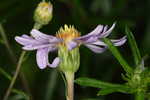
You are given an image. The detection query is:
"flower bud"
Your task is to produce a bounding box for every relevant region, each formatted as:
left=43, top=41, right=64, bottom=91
left=58, top=46, right=80, bottom=73
left=34, top=1, right=53, bottom=26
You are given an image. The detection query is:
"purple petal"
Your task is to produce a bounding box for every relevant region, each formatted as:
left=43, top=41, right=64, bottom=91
left=85, top=44, right=107, bottom=53
left=21, top=34, right=33, bottom=39
left=48, top=57, right=60, bottom=68
left=36, top=48, right=49, bottom=69
left=67, top=41, right=78, bottom=50
left=111, top=36, right=127, bottom=46
left=90, top=36, right=126, bottom=46
left=88, top=25, right=104, bottom=35
left=91, top=40, right=106, bottom=46
left=74, top=25, right=104, bottom=41
left=30, top=29, right=56, bottom=40
left=74, top=23, right=115, bottom=44
left=15, top=36, right=40, bottom=46
left=99, top=22, right=116, bottom=38
left=22, top=44, right=52, bottom=50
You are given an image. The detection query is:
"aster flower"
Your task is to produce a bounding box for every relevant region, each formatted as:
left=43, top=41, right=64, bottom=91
left=15, top=23, right=126, bottom=69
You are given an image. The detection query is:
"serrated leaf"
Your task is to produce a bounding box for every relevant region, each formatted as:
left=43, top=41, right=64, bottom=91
left=125, top=27, right=141, bottom=66
left=103, top=38, right=133, bottom=74
left=75, top=77, right=130, bottom=90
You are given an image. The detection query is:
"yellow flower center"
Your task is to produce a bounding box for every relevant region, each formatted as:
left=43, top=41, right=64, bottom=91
left=56, top=25, right=80, bottom=45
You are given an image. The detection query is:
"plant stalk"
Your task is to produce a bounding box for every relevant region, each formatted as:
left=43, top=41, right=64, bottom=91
left=65, top=72, right=74, bottom=100
left=3, top=51, right=26, bottom=100
left=0, top=23, right=16, bottom=63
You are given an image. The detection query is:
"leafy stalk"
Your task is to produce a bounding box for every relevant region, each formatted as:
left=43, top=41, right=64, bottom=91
left=75, top=77, right=131, bottom=95
left=103, top=38, right=133, bottom=74
left=125, top=27, right=141, bottom=66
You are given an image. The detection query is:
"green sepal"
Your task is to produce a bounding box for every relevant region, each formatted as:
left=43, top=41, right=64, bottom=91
left=58, top=46, right=80, bottom=73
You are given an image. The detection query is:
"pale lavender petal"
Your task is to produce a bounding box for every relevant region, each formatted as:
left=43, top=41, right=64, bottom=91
left=111, top=36, right=127, bottom=46
left=67, top=41, right=78, bottom=50
left=99, top=22, right=116, bottom=38
left=21, top=34, right=33, bottom=39
left=48, top=57, right=60, bottom=68
left=74, top=24, right=114, bottom=44
left=74, top=25, right=104, bottom=41
left=74, top=35, right=99, bottom=44
left=85, top=44, right=107, bottom=53
left=22, top=44, right=52, bottom=50
left=88, top=25, right=104, bottom=35
left=30, top=29, right=56, bottom=40
left=48, top=37, right=63, bottom=43
left=91, top=40, right=106, bottom=46
left=36, top=48, right=49, bottom=69
left=15, top=36, right=40, bottom=46
left=103, top=25, right=108, bottom=32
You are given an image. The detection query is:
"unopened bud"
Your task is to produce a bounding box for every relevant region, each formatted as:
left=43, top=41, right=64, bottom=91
left=34, top=1, right=53, bottom=26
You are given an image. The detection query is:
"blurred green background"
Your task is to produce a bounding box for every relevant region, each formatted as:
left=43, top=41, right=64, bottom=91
left=0, top=0, right=150, bottom=100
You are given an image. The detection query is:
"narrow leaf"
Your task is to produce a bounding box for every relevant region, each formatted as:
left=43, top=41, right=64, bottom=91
left=97, top=87, right=130, bottom=95
left=75, top=77, right=129, bottom=89
left=12, top=89, right=30, bottom=100
left=125, top=27, right=141, bottom=66
left=103, top=38, right=133, bottom=74
left=0, top=67, right=12, bottom=80
left=0, top=39, right=4, bottom=44
left=97, top=88, right=115, bottom=95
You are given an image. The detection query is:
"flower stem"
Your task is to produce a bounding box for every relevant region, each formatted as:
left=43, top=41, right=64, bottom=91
left=3, top=51, right=26, bottom=100
left=65, top=72, right=74, bottom=100
left=33, top=23, right=42, bottom=29
left=135, top=92, right=145, bottom=100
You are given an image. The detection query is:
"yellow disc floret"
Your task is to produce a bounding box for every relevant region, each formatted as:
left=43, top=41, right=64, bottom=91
left=56, top=25, right=80, bottom=45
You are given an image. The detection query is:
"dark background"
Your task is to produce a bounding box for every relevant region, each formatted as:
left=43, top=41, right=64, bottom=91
left=0, top=0, right=150, bottom=100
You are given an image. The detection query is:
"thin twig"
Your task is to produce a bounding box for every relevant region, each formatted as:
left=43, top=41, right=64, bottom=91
left=0, top=23, right=16, bottom=63
left=3, top=51, right=26, bottom=100
left=0, top=23, right=32, bottom=99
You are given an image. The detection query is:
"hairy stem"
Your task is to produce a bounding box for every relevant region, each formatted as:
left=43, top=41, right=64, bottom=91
left=3, top=51, right=26, bottom=100
left=65, top=72, right=74, bottom=100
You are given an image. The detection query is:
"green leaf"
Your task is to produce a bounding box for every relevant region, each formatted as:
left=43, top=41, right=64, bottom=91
left=81, top=98, right=102, bottom=100
left=125, top=27, right=141, bottom=66
left=12, top=89, right=30, bottom=100
left=0, top=67, right=12, bottom=80
left=75, top=77, right=130, bottom=90
left=0, top=39, right=4, bottom=44
left=97, top=88, right=115, bottom=95
left=97, top=86, right=131, bottom=95
left=103, top=38, right=133, bottom=74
